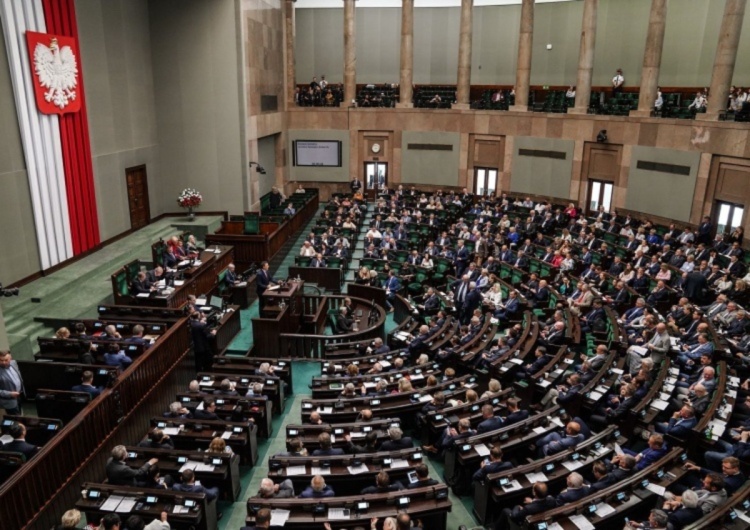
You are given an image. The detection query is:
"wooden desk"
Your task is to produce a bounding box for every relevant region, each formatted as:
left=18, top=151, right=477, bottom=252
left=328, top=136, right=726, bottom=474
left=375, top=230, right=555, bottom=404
left=197, top=371, right=284, bottom=413
left=123, top=445, right=241, bottom=501
left=245, top=484, right=452, bottom=530
left=18, top=361, right=117, bottom=398
left=175, top=392, right=273, bottom=439
left=211, top=305, right=242, bottom=356
left=76, top=482, right=216, bottom=530
left=149, top=417, right=258, bottom=466
left=1, top=415, right=63, bottom=447
left=212, top=356, right=294, bottom=395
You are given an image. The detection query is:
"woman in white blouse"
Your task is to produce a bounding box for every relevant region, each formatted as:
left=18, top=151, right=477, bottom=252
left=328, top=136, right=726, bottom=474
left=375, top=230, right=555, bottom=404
left=484, top=282, right=504, bottom=307
left=420, top=254, right=434, bottom=269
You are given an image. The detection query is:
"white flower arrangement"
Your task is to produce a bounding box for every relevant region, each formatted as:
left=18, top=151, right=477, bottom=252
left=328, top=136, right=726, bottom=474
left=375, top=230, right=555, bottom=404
left=177, top=188, right=203, bottom=208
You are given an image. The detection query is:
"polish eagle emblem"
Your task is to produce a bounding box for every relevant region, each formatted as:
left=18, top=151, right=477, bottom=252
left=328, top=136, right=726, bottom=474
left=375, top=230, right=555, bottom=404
left=33, top=37, right=78, bottom=110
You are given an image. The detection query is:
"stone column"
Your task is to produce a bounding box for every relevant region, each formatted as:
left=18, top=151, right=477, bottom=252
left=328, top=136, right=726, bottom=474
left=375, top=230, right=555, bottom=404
left=283, top=0, right=297, bottom=109
left=454, top=0, right=473, bottom=109
left=569, top=0, right=598, bottom=115
left=0, top=303, right=8, bottom=351
left=632, top=0, right=668, bottom=117
left=343, top=0, right=357, bottom=106
left=397, top=0, right=414, bottom=108
left=700, top=0, right=747, bottom=121
left=510, top=0, right=534, bottom=112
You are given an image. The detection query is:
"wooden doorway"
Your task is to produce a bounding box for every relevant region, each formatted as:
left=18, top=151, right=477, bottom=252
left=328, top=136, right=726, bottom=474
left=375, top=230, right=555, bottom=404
left=126, top=165, right=150, bottom=230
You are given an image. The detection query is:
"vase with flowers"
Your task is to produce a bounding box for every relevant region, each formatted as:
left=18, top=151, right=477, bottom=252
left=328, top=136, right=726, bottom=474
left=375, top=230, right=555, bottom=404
left=177, top=188, right=203, bottom=221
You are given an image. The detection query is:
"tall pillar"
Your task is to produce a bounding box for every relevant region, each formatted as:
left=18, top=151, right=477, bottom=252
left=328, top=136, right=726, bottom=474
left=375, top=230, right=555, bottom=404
left=700, top=0, right=747, bottom=121
left=397, top=0, right=414, bottom=108
left=0, top=304, right=8, bottom=351
left=510, top=0, right=535, bottom=112
left=343, top=0, right=357, bottom=106
left=283, top=0, right=296, bottom=109
left=454, top=0, right=473, bottom=109
left=569, top=0, right=598, bottom=115
left=633, top=0, right=668, bottom=117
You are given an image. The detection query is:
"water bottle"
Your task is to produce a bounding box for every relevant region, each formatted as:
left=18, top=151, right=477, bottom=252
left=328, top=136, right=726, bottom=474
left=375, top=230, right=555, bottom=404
left=705, top=425, right=714, bottom=440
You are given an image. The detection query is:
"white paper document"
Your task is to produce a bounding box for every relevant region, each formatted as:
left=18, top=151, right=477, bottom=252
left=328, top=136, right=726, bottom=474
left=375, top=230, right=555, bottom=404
left=179, top=461, right=200, bottom=472
left=347, top=463, right=369, bottom=475
left=172, top=505, right=189, bottom=514
left=101, top=495, right=124, bottom=512
left=285, top=465, right=307, bottom=476
left=500, top=479, right=523, bottom=492
left=475, top=444, right=490, bottom=457
left=550, top=416, right=565, bottom=428
left=645, top=483, right=667, bottom=496
left=390, top=458, right=409, bottom=469
left=328, top=508, right=351, bottom=520
left=569, top=514, right=596, bottom=530
left=587, top=391, right=603, bottom=401
left=509, top=358, right=524, bottom=365
left=613, top=443, right=625, bottom=455
left=311, top=466, right=331, bottom=475
left=221, top=431, right=232, bottom=440
left=538, top=380, right=552, bottom=388
left=525, top=472, right=549, bottom=483
left=533, top=426, right=548, bottom=435
left=270, top=509, right=290, bottom=527
left=163, top=427, right=181, bottom=436
left=650, top=399, right=669, bottom=411
left=594, top=502, right=616, bottom=517
left=116, top=498, right=137, bottom=513
left=562, top=460, right=584, bottom=471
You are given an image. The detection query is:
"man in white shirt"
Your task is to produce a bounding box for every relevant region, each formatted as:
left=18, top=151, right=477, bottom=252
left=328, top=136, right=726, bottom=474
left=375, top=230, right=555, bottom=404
left=655, top=87, right=663, bottom=110
left=689, top=91, right=707, bottom=110
left=612, top=68, right=624, bottom=96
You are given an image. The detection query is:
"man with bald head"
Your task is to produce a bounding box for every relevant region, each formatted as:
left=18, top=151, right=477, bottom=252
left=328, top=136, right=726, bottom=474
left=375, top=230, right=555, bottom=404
left=625, top=322, right=670, bottom=374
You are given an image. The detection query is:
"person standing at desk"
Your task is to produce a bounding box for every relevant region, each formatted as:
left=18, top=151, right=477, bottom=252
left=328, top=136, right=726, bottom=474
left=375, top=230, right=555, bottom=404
left=256, top=261, right=276, bottom=307
left=0, top=350, right=25, bottom=415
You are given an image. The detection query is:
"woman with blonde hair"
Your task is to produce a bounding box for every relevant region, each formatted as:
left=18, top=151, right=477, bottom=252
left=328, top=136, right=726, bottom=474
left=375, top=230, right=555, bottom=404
left=55, top=327, right=71, bottom=339
left=370, top=516, right=397, bottom=530
left=207, top=436, right=234, bottom=455
left=480, top=379, right=502, bottom=400
left=346, top=363, right=360, bottom=377
left=397, top=378, right=413, bottom=393
left=56, top=509, right=81, bottom=530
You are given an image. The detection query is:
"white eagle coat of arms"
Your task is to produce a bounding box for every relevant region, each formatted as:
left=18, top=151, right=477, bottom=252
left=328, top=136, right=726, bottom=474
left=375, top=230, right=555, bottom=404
left=33, top=37, right=78, bottom=110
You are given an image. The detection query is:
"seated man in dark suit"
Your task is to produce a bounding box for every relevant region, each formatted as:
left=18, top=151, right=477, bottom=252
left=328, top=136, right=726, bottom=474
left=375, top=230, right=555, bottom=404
left=500, top=482, right=555, bottom=529
left=138, top=428, right=175, bottom=450
left=502, top=397, right=530, bottom=426
left=408, top=463, right=439, bottom=489
left=2, top=423, right=39, bottom=460
left=192, top=398, right=220, bottom=421
left=361, top=470, right=404, bottom=494
left=71, top=370, right=102, bottom=397
left=240, top=507, right=271, bottom=530
left=515, top=346, right=553, bottom=380
left=224, top=263, right=240, bottom=286
left=172, top=468, right=219, bottom=501
left=335, top=306, right=355, bottom=334
left=472, top=446, right=512, bottom=482
left=311, top=432, right=345, bottom=456
left=590, top=454, right=636, bottom=492
left=146, top=266, right=165, bottom=285
left=476, top=404, right=504, bottom=434
left=556, top=472, right=589, bottom=505
left=654, top=405, right=697, bottom=438
left=106, top=445, right=158, bottom=486
left=344, top=431, right=379, bottom=454
left=130, top=271, right=153, bottom=295
left=299, top=475, right=335, bottom=498
left=379, top=426, right=413, bottom=451
left=309, top=253, right=326, bottom=268
left=125, top=325, right=150, bottom=348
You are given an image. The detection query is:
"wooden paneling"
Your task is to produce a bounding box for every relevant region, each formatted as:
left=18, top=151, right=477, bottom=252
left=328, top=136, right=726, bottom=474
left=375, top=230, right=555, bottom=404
left=714, top=164, right=750, bottom=204
left=584, top=143, right=621, bottom=182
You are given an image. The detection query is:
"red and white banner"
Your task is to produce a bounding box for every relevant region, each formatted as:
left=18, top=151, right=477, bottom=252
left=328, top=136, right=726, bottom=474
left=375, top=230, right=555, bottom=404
left=25, top=31, right=82, bottom=115
left=0, top=0, right=100, bottom=269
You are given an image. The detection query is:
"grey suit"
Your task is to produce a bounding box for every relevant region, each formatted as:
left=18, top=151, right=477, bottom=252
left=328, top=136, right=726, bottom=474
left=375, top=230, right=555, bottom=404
left=626, top=331, right=670, bottom=373
left=0, top=360, right=24, bottom=413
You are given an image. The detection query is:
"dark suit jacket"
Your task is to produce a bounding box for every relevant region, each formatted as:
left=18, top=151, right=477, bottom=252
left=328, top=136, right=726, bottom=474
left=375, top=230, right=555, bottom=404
left=379, top=437, right=413, bottom=451
left=477, top=416, right=504, bottom=434
left=256, top=269, right=273, bottom=294
left=556, top=486, right=589, bottom=505
left=2, top=439, right=38, bottom=459
left=106, top=458, right=151, bottom=486
left=71, top=384, right=102, bottom=397
left=311, top=448, right=345, bottom=456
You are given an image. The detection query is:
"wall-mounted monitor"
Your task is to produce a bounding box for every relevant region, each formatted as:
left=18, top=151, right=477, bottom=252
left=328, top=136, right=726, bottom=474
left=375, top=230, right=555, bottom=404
left=293, top=140, right=342, bottom=167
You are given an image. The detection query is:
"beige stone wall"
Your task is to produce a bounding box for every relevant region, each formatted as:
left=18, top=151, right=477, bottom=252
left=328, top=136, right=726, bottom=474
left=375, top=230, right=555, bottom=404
left=284, top=107, right=750, bottom=232
left=241, top=0, right=287, bottom=210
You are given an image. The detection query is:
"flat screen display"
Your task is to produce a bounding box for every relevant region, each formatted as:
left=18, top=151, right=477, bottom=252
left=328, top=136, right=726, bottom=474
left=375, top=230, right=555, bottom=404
left=293, top=140, right=342, bottom=167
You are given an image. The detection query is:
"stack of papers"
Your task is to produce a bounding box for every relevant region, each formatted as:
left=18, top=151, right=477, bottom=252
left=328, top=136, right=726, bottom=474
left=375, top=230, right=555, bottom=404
left=116, top=498, right=137, bottom=513
left=311, top=466, right=331, bottom=475
left=318, top=407, right=333, bottom=414
left=610, top=368, right=624, bottom=375
left=475, top=444, right=490, bottom=457
left=562, top=460, right=584, bottom=471
left=101, top=496, right=124, bottom=511
left=533, top=426, right=548, bottom=435
left=569, top=514, right=596, bottom=530
left=538, top=380, right=552, bottom=388
left=172, top=505, right=190, bottom=514
left=645, top=483, right=666, bottom=496
left=587, top=391, right=603, bottom=401
left=389, top=458, right=409, bottom=468
left=195, top=463, right=215, bottom=472
left=179, top=460, right=202, bottom=472
left=550, top=417, right=565, bottom=428
left=221, top=432, right=232, bottom=440
left=328, top=508, right=350, bottom=520
left=594, top=502, right=616, bottom=517
left=270, top=509, right=290, bottom=527
left=285, top=465, right=307, bottom=476
left=419, top=395, right=433, bottom=403
left=525, top=471, right=549, bottom=483
left=650, top=399, right=669, bottom=411
left=509, top=358, right=524, bottom=365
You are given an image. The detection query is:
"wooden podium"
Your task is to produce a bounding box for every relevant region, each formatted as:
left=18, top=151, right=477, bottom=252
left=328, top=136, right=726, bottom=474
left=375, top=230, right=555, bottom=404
left=260, top=280, right=304, bottom=320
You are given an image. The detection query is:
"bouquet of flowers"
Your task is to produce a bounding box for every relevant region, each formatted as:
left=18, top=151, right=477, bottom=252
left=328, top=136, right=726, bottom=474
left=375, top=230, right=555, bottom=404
left=177, top=188, right=203, bottom=209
